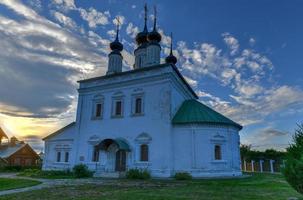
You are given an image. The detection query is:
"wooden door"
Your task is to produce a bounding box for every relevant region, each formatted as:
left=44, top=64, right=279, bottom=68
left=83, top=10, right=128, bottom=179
left=115, top=150, right=126, bottom=171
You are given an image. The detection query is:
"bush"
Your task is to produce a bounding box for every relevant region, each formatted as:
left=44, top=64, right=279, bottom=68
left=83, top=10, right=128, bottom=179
left=72, top=164, right=93, bottom=178
left=0, top=165, right=41, bottom=172
left=174, top=172, right=192, bottom=180
left=282, top=123, right=303, bottom=194
left=126, top=169, right=151, bottom=180
left=18, top=169, right=74, bottom=179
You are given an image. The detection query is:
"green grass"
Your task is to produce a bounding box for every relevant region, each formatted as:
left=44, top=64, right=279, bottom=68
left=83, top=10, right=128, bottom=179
left=0, top=173, right=302, bottom=200
left=0, top=178, right=41, bottom=191
left=18, top=169, right=74, bottom=179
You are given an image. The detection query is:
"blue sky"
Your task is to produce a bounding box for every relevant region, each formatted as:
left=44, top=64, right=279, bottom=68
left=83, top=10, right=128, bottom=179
left=0, top=0, right=302, bottom=152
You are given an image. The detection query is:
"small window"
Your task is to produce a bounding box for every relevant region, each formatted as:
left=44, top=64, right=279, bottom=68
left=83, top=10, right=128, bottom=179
left=92, top=147, right=99, bottom=162
left=115, top=101, right=122, bottom=116
left=65, top=152, right=69, bottom=163
left=95, top=103, right=102, bottom=117
left=135, top=98, right=142, bottom=114
left=140, top=144, right=149, bottom=162
left=215, top=145, right=222, bottom=160
left=92, top=94, right=104, bottom=120
left=57, top=152, right=61, bottom=162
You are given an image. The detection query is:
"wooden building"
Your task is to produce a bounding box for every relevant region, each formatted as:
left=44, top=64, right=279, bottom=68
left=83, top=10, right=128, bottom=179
left=0, top=128, right=40, bottom=167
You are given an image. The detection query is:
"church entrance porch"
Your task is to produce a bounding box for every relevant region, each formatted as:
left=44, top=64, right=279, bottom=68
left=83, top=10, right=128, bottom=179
left=93, top=138, right=130, bottom=177
left=115, top=150, right=126, bottom=172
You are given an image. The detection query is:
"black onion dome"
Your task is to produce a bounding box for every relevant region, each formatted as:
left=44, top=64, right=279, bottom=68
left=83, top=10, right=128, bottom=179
left=165, top=54, right=177, bottom=64
left=166, top=32, right=177, bottom=64
left=136, top=4, right=149, bottom=45
left=110, top=39, right=123, bottom=51
left=110, top=25, right=123, bottom=52
left=148, top=6, right=161, bottom=43
left=147, top=30, right=161, bottom=43
left=135, top=29, right=148, bottom=45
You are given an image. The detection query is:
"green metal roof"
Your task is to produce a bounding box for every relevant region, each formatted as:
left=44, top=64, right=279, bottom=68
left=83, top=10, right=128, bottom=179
left=172, top=99, right=242, bottom=129
left=114, top=139, right=131, bottom=151
left=97, top=138, right=131, bottom=151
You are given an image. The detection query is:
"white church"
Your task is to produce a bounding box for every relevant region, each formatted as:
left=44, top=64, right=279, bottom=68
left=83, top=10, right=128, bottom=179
left=43, top=6, right=243, bottom=178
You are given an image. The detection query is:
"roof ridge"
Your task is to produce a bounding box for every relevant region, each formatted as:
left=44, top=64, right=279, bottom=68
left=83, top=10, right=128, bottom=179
left=43, top=122, right=76, bottom=140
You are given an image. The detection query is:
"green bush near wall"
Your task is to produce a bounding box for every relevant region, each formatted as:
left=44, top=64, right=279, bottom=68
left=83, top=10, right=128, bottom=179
left=126, top=169, right=151, bottom=180
left=174, top=172, right=192, bottom=180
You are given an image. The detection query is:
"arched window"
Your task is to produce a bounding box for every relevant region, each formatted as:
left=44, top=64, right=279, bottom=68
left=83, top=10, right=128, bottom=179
left=56, top=151, right=61, bottom=162
left=92, top=147, right=99, bottom=162
left=65, top=152, right=69, bottom=163
left=214, top=145, right=222, bottom=160
left=140, top=144, right=149, bottom=162
left=92, top=94, right=104, bottom=120
left=135, top=97, right=142, bottom=114
left=95, top=103, right=102, bottom=117
left=115, top=100, right=122, bottom=116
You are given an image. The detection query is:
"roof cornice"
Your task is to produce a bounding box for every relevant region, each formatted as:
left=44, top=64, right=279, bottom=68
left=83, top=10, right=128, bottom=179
left=77, top=64, right=198, bottom=99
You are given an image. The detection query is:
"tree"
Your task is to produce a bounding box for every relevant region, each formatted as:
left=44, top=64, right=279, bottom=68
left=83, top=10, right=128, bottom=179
left=283, top=123, right=303, bottom=195
left=240, top=144, right=252, bottom=161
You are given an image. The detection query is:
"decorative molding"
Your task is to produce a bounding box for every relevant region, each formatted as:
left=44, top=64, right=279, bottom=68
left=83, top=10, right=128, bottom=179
left=211, top=132, right=226, bottom=143
left=135, top=132, right=152, bottom=143
left=88, top=135, right=101, bottom=145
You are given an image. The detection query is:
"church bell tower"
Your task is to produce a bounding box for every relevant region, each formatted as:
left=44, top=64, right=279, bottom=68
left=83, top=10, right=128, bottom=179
left=107, top=19, right=123, bottom=75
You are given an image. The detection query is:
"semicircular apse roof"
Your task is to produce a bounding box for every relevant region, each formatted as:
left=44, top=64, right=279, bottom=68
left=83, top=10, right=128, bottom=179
left=172, top=99, right=242, bottom=130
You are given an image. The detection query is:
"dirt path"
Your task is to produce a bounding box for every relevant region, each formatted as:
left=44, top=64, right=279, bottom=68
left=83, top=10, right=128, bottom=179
left=0, top=173, right=103, bottom=196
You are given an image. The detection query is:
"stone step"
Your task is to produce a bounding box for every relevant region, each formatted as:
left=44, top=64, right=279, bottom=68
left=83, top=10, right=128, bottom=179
left=94, top=171, right=126, bottom=178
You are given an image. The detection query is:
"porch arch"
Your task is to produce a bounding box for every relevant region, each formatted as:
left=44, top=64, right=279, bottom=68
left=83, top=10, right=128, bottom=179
left=95, top=138, right=131, bottom=151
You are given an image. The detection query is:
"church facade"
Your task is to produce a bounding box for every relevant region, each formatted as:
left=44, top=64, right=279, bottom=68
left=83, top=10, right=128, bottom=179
left=43, top=6, right=242, bottom=178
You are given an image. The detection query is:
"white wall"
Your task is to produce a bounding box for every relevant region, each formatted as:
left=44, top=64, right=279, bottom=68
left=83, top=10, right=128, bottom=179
left=43, top=124, right=76, bottom=170
left=172, top=124, right=242, bottom=177
left=75, top=78, right=175, bottom=176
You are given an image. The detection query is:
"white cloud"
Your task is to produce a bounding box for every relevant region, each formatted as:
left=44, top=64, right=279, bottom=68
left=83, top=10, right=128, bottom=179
left=175, top=33, right=303, bottom=127
left=1, top=0, right=39, bottom=20
left=107, top=29, right=116, bottom=39
left=249, top=37, right=256, bottom=46
left=184, top=76, right=198, bottom=87
left=243, top=128, right=290, bottom=150
left=52, top=11, right=76, bottom=29
left=222, top=32, right=239, bottom=56
left=0, top=0, right=111, bottom=120
left=79, top=8, right=110, bottom=28
left=126, top=22, right=139, bottom=38
left=51, top=0, right=75, bottom=10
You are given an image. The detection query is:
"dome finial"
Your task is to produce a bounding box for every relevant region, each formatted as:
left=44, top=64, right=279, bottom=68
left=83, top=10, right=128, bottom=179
left=144, top=3, right=148, bottom=31
left=115, top=16, right=121, bottom=41
left=147, top=5, right=161, bottom=43
left=170, top=32, right=173, bottom=55
left=110, top=16, right=123, bottom=52
left=153, top=5, right=157, bottom=31
left=135, top=4, right=149, bottom=45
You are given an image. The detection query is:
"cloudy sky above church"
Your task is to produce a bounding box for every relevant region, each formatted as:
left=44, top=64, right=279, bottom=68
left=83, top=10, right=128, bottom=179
left=0, top=0, right=302, bottom=152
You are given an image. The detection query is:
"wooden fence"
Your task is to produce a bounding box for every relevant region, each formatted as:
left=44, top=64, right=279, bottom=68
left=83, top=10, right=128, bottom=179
left=241, top=159, right=285, bottom=173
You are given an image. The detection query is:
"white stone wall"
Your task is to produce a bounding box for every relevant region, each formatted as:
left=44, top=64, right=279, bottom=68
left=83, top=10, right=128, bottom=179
left=146, top=44, right=160, bottom=66
left=74, top=78, right=175, bottom=177
left=107, top=53, right=122, bottom=74
left=134, top=48, right=146, bottom=69
left=172, top=124, right=242, bottom=177
left=43, top=125, right=76, bottom=170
